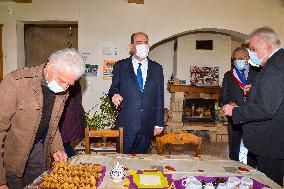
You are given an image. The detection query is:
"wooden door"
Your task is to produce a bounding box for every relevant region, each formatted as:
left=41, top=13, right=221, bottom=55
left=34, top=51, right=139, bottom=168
left=0, top=24, right=3, bottom=81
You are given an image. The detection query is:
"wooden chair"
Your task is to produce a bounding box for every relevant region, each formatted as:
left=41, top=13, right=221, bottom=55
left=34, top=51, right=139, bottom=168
left=85, top=127, right=123, bottom=154
left=156, top=132, right=202, bottom=156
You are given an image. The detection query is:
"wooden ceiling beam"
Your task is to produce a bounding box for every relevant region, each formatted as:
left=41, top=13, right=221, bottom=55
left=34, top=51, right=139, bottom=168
left=15, top=0, right=32, bottom=3
left=128, top=0, right=144, bottom=4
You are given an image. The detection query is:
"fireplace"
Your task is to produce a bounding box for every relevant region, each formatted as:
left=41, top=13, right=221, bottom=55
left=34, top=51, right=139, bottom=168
left=182, top=98, right=216, bottom=123
left=164, top=85, right=227, bottom=142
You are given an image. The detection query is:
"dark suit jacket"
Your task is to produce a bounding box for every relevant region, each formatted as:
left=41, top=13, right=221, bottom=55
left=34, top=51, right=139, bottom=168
left=59, top=81, right=86, bottom=143
left=221, top=66, right=259, bottom=107
left=232, top=48, right=284, bottom=159
left=108, top=57, right=164, bottom=136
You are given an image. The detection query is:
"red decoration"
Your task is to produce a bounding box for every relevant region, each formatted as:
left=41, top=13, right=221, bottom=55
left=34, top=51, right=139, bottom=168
left=165, top=166, right=176, bottom=171
left=238, top=167, right=249, bottom=172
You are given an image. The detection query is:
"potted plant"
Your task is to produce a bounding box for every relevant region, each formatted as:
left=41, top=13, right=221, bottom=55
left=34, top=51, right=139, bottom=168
left=83, top=93, right=117, bottom=147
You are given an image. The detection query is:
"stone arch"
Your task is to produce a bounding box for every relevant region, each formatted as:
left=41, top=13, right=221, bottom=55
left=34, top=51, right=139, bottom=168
left=150, top=28, right=248, bottom=50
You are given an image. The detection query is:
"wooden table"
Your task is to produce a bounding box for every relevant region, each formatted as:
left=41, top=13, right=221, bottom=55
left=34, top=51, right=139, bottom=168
left=27, top=154, right=282, bottom=189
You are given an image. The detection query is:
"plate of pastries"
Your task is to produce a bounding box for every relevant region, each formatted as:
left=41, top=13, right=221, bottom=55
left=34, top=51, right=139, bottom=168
left=39, top=162, right=105, bottom=189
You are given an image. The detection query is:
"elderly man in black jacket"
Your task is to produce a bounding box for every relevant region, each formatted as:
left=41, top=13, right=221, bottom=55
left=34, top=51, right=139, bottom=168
left=223, top=27, right=284, bottom=186
left=221, top=47, right=259, bottom=165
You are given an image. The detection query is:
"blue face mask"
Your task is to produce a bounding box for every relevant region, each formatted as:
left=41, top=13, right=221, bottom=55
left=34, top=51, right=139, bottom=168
left=234, top=60, right=246, bottom=70
left=47, top=80, right=65, bottom=93
left=247, top=49, right=267, bottom=66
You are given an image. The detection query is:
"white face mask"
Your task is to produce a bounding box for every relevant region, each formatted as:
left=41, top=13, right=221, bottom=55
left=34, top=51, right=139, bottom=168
left=47, top=80, right=65, bottom=93
left=135, top=44, right=149, bottom=59
left=46, top=72, right=66, bottom=93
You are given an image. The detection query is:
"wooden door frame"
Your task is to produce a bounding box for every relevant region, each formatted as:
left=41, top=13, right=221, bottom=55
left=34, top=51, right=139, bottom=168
left=0, top=24, right=3, bottom=81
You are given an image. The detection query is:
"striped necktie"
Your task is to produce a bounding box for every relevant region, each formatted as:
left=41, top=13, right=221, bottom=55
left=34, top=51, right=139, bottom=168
left=240, top=69, right=246, bottom=80
left=136, top=63, right=143, bottom=92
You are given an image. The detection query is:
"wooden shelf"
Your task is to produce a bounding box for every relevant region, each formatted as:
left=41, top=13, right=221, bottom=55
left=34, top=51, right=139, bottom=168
left=169, top=85, right=221, bottom=94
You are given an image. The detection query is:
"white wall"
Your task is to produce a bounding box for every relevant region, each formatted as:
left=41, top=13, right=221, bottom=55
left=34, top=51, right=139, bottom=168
left=150, top=33, right=232, bottom=110
left=177, top=33, right=231, bottom=84
left=231, top=40, right=243, bottom=54
left=1, top=0, right=284, bottom=110
left=149, top=40, right=174, bottom=109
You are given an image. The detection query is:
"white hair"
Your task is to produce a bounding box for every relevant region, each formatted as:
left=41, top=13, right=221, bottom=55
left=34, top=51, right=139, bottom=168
left=48, top=48, right=85, bottom=78
left=247, top=26, right=281, bottom=46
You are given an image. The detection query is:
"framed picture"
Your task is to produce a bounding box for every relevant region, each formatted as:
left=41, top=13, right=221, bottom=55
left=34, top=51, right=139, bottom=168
left=190, top=66, right=219, bottom=86
left=85, top=64, right=98, bottom=77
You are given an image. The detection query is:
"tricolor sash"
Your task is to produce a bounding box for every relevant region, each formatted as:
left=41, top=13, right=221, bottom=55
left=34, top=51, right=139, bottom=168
left=231, top=68, right=247, bottom=89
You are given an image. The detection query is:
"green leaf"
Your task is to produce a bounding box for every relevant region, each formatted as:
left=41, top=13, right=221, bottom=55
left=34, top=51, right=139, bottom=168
left=85, top=93, right=117, bottom=130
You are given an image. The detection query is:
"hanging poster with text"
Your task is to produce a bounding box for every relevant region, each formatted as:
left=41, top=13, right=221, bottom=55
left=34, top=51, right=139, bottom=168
left=103, top=60, right=116, bottom=80
left=100, top=41, right=119, bottom=58
left=81, top=52, right=91, bottom=64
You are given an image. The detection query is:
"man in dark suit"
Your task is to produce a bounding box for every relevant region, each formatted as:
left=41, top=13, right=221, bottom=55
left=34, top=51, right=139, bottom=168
left=223, top=27, right=284, bottom=186
left=109, top=32, right=164, bottom=154
left=221, top=47, right=259, bottom=166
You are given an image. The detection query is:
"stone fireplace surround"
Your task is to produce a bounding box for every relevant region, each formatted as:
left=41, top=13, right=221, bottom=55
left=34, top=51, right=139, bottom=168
left=165, top=85, right=228, bottom=143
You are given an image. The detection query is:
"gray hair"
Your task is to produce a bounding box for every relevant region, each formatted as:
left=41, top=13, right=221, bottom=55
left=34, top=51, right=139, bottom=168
left=247, top=26, right=281, bottom=46
left=48, top=48, right=85, bottom=79
left=232, top=47, right=249, bottom=58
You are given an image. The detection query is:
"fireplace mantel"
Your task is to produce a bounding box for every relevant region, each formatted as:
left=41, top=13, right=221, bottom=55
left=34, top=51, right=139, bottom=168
left=169, top=85, right=221, bottom=95
left=166, top=85, right=227, bottom=142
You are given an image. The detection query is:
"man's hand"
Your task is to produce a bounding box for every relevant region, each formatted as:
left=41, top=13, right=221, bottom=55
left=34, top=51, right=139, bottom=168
left=0, top=185, right=8, bottom=189
left=229, top=101, right=237, bottom=106
left=223, top=104, right=237, bottom=116
left=243, top=84, right=252, bottom=95
left=53, top=151, right=68, bottom=162
left=154, top=127, right=163, bottom=136
left=112, top=94, right=123, bottom=109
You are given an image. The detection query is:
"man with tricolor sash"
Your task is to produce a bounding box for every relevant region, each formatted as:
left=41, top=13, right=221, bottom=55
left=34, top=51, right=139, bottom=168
left=221, top=47, right=260, bottom=167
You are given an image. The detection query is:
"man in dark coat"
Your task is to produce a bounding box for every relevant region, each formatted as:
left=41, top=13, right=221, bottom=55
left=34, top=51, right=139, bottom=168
left=59, top=81, right=86, bottom=157
left=109, top=32, right=164, bottom=154
left=221, top=47, right=259, bottom=165
left=223, top=27, right=284, bottom=186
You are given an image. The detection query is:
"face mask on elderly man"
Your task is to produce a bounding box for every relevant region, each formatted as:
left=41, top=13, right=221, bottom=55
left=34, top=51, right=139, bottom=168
left=46, top=72, right=67, bottom=93
left=47, top=79, right=66, bottom=93
left=135, top=44, right=149, bottom=59
left=247, top=48, right=267, bottom=67
left=234, top=60, right=247, bottom=70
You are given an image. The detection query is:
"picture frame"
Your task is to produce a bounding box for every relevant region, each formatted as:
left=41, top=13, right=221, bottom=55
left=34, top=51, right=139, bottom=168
left=190, top=66, right=219, bottom=86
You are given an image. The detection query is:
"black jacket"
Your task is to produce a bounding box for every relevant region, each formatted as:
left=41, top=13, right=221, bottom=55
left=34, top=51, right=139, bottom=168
left=221, top=66, right=259, bottom=106
left=232, top=48, right=284, bottom=159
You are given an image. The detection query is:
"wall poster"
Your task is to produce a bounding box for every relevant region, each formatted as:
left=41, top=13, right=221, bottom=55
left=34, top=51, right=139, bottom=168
left=190, top=66, right=219, bottom=86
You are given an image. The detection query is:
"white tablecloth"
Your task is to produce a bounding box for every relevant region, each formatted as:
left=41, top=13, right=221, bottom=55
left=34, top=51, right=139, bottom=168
left=27, top=154, right=282, bottom=189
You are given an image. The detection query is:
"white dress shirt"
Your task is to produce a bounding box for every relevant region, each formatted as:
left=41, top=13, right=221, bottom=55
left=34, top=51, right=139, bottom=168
left=132, top=56, right=148, bottom=88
